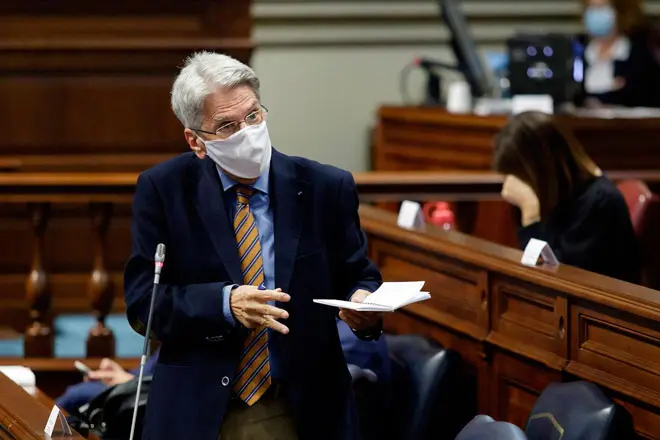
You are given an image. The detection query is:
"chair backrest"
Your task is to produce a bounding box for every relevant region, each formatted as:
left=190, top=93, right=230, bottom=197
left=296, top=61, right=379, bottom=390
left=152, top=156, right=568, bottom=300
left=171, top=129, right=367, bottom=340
left=525, top=381, right=634, bottom=440
left=616, top=179, right=660, bottom=289
left=616, top=180, right=652, bottom=234
left=455, top=415, right=528, bottom=440
left=645, top=24, right=660, bottom=69
left=385, top=334, right=459, bottom=440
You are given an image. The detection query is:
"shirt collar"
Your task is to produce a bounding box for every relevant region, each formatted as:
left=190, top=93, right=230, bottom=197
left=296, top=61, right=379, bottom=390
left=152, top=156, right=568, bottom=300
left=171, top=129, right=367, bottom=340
left=217, top=164, right=270, bottom=195
left=585, top=36, right=631, bottom=64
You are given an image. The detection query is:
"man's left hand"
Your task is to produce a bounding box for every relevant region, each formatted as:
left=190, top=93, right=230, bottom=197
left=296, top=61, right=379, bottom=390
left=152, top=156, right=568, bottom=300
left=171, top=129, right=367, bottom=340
left=338, top=289, right=382, bottom=331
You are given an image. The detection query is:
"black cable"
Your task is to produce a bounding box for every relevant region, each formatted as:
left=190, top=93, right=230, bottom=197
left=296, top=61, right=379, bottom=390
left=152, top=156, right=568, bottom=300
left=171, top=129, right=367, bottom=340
left=399, top=62, right=417, bottom=105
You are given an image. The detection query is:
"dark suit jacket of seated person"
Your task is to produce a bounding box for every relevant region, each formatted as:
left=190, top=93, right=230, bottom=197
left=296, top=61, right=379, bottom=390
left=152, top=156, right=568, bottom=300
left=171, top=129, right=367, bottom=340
left=124, top=52, right=383, bottom=440
left=493, top=111, right=641, bottom=284
left=579, top=0, right=660, bottom=108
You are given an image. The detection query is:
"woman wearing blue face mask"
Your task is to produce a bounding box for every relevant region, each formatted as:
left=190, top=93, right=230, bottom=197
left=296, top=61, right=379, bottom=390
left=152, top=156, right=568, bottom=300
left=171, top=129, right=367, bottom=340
left=580, top=0, right=660, bottom=108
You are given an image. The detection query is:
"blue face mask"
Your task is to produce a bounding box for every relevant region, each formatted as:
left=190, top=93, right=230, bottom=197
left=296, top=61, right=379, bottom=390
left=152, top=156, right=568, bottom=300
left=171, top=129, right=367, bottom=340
left=584, top=6, right=616, bottom=38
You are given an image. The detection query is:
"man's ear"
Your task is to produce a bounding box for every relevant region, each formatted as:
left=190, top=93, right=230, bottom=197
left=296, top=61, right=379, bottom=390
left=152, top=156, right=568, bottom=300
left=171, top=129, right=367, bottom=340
left=184, top=128, right=206, bottom=159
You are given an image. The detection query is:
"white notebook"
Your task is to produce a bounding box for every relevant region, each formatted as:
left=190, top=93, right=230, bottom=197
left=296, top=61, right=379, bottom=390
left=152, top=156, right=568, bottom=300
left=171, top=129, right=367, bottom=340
left=313, top=281, right=430, bottom=312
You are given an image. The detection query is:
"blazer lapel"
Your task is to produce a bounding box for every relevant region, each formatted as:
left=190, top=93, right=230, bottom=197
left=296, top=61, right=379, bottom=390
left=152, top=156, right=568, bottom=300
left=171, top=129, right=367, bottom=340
left=193, top=158, right=243, bottom=284
left=271, top=151, right=308, bottom=294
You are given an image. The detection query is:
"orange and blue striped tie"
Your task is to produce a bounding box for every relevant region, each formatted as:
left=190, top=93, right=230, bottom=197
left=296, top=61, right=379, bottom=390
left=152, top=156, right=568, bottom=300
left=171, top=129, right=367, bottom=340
left=232, top=186, right=271, bottom=406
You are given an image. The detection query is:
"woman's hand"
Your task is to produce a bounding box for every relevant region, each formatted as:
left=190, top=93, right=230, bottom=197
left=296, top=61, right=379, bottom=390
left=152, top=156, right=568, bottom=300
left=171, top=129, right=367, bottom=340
left=501, top=175, right=541, bottom=226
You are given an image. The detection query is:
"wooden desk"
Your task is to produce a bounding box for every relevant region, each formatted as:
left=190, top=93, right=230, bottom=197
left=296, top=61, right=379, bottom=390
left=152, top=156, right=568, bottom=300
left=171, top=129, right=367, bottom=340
left=0, top=372, right=87, bottom=439
left=1, top=169, right=659, bottom=358
left=374, top=107, right=660, bottom=171
left=0, top=357, right=140, bottom=399
left=360, top=205, right=660, bottom=438
left=373, top=107, right=660, bottom=245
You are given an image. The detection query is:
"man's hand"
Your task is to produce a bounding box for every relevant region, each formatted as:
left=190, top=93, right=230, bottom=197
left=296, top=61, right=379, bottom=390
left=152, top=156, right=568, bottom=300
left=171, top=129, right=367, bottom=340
left=338, top=289, right=382, bottom=331
left=501, top=174, right=541, bottom=226
left=230, top=285, right=291, bottom=334
left=87, top=358, right=135, bottom=386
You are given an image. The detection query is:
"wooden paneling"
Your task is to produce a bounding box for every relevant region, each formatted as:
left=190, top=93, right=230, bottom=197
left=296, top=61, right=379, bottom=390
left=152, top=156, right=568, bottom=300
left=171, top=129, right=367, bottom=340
left=489, top=275, right=568, bottom=369
left=0, top=0, right=255, bottom=355
left=567, top=305, right=660, bottom=406
left=374, top=240, right=489, bottom=340
left=375, top=107, right=660, bottom=172
left=490, top=351, right=560, bottom=427
left=0, top=0, right=254, bottom=173
left=372, top=107, right=660, bottom=247
left=361, top=204, right=660, bottom=437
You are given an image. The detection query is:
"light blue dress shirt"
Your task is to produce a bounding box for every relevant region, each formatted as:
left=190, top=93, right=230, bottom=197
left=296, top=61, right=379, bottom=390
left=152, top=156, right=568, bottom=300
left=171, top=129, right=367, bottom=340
left=217, top=165, right=275, bottom=327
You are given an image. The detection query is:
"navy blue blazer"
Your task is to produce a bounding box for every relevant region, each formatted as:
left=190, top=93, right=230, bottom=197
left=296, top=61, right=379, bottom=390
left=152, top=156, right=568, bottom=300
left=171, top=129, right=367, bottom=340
left=124, top=150, right=382, bottom=440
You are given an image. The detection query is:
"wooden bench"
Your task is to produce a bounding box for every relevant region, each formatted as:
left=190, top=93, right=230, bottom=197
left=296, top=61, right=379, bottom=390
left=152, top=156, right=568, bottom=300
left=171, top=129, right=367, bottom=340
left=360, top=204, right=660, bottom=439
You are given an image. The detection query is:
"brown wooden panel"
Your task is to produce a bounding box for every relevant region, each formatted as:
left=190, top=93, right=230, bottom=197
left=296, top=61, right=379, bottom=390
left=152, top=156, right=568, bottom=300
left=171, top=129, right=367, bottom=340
left=371, top=239, right=489, bottom=340
left=488, top=275, right=568, bottom=370
left=490, top=351, right=560, bottom=428
left=375, top=106, right=660, bottom=172
left=0, top=372, right=86, bottom=439
left=373, top=106, right=660, bottom=246
left=615, top=397, right=660, bottom=440
left=0, top=76, right=183, bottom=155
left=0, top=0, right=254, bottom=173
left=361, top=204, right=660, bottom=437
left=567, top=304, right=660, bottom=408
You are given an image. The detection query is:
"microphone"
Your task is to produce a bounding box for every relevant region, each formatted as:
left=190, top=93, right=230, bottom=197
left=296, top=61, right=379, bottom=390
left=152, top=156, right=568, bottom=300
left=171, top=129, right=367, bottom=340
left=129, top=243, right=166, bottom=440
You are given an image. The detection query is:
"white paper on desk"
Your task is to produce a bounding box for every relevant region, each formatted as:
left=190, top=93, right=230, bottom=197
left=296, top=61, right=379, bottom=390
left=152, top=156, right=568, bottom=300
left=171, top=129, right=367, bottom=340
left=44, top=405, right=72, bottom=437
left=521, top=238, right=559, bottom=267
left=397, top=201, right=425, bottom=230
left=313, top=281, right=430, bottom=312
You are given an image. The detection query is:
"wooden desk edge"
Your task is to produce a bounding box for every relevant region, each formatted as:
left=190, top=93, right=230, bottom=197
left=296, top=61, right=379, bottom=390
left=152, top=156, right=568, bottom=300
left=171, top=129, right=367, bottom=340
left=359, top=205, right=660, bottom=321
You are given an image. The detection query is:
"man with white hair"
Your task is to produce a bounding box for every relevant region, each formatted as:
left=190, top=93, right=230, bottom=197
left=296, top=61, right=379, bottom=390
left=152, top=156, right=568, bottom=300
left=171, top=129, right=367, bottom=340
left=124, top=51, right=383, bottom=440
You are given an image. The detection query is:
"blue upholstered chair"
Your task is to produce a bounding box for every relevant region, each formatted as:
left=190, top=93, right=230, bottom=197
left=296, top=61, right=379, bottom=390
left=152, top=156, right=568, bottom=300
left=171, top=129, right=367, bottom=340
left=525, top=381, right=635, bottom=440
left=455, top=415, right=528, bottom=440
left=385, top=334, right=467, bottom=440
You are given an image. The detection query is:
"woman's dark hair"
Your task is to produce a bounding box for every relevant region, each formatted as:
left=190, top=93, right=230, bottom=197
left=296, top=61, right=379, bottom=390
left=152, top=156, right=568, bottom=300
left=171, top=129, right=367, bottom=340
left=493, top=111, right=601, bottom=219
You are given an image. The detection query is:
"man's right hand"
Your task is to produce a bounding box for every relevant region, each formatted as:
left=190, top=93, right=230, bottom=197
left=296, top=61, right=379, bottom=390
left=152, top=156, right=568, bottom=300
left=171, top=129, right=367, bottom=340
left=229, top=285, right=291, bottom=334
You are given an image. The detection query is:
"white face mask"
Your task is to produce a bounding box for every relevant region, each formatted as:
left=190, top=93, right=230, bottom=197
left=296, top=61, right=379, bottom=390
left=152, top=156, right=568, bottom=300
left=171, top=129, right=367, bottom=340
left=200, top=121, right=272, bottom=179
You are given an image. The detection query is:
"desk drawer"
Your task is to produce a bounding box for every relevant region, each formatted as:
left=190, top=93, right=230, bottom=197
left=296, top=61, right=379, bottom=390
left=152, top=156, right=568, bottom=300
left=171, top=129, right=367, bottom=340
left=567, top=304, right=660, bottom=405
left=371, top=240, right=489, bottom=340
left=488, top=274, right=568, bottom=369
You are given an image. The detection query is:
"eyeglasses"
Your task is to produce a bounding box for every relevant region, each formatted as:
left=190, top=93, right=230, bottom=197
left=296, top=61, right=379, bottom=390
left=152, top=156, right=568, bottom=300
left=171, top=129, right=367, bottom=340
left=192, top=105, right=268, bottom=140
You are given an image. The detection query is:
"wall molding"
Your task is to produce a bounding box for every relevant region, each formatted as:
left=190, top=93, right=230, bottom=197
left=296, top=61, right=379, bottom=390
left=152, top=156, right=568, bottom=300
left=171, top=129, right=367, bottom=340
left=253, top=1, right=660, bottom=47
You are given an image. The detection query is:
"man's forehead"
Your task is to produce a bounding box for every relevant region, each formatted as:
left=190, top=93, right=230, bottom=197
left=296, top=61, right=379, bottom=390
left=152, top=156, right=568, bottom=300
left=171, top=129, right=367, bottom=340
left=205, top=86, right=258, bottom=121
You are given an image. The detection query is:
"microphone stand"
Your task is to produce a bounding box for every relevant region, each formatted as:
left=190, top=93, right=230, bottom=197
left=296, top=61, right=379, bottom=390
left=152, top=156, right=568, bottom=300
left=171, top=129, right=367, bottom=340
left=129, top=244, right=165, bottom=440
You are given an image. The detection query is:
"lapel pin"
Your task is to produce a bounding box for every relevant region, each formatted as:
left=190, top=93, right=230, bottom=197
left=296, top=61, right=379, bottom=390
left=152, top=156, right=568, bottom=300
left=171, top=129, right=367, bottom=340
left=297, top=191, right=303, bottom=196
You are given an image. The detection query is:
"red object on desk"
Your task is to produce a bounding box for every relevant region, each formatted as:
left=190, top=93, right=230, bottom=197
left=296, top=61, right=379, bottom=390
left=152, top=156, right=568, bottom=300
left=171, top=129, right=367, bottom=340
left=423, top=202, right=455, bottom=230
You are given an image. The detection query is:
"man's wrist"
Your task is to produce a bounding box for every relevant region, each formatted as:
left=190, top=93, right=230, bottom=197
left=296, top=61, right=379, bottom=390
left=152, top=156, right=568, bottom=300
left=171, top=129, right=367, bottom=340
left=354, top=320, right=384, bottom=341
left=222, top=284, right=238, bottom=327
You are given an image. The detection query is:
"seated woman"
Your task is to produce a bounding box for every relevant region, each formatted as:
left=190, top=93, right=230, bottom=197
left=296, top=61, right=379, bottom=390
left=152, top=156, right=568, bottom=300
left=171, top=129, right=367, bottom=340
left=580, top=0, right=660, bottom=108
left=493, top=111, right=641, bottom=283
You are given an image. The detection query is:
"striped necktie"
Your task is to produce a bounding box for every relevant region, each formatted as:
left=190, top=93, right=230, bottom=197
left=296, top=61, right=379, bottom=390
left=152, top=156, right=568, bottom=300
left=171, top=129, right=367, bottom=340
left=232, top=186, right=271, bottom=406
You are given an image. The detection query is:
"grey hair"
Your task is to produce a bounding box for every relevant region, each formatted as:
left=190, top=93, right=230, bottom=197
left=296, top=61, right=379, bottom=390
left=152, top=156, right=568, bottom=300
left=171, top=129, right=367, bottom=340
left=170, top=51, right=261, bottom=129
